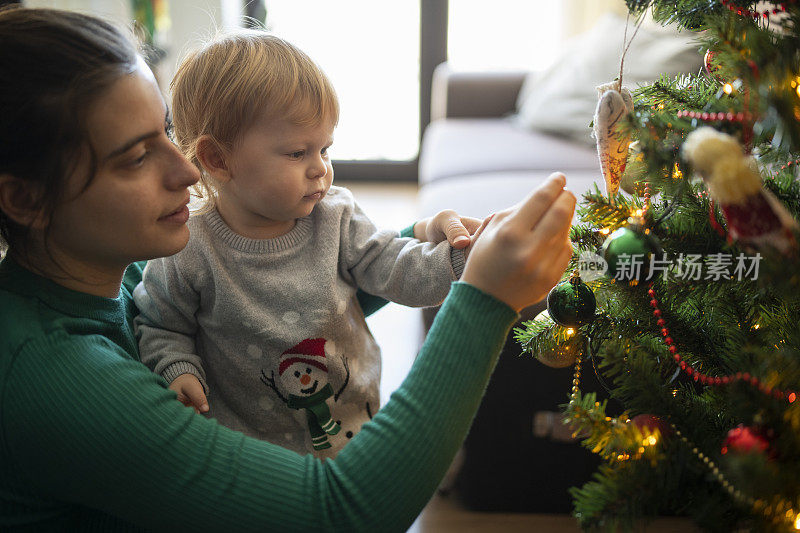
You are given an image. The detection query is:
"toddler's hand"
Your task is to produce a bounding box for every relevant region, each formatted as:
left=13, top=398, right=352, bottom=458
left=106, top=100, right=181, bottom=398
left=414, top=210, right=483, bottom=249
left=462, top=214, right=494, bottom=260
left=169, top=374, right=209, bottom=414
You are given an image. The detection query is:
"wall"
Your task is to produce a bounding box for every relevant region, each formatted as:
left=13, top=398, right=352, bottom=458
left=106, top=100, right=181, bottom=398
left=24, top=0, right=236, bottom=96
left=563, top=0, right=630, bottom=36
left=25, top=0, right=129, bottom=23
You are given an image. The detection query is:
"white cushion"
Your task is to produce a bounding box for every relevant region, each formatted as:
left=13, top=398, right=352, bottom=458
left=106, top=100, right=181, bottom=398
left=514, top=13, right=703, bottom=146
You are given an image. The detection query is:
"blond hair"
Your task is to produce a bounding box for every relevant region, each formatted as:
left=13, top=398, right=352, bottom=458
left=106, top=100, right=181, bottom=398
left=170, top=30, right=339, bottom=210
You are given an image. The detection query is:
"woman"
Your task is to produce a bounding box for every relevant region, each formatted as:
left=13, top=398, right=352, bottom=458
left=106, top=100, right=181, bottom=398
left=0, top=7, right=575, bottom=531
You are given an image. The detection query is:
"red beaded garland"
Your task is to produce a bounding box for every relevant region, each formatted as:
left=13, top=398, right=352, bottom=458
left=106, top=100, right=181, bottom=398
left=646, top=279, right=797, bottom=402
left=635, top=183, right=788, bottom=401
left=720, top=0, right=794, bottom=19
left=677, top=109, right=751, bottom=123
left=778, top=159, right=800, bottom=173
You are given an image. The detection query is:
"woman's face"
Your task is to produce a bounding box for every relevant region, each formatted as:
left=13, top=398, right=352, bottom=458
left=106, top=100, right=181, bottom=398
left=46, top=58, right=199, bottom=271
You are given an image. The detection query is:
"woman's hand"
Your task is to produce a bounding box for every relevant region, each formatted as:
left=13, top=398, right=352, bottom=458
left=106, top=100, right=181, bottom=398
left=461, top=173, right=576, bottom=312
left=414, top=210, right=483, bottom=249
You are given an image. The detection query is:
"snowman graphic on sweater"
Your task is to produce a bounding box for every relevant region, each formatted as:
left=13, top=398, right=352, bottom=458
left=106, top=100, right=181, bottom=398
left=261, top=338, right=349, bottom=451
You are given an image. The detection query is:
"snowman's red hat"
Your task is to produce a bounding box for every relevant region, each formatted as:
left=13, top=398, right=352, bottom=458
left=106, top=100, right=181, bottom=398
left=279, top=338, right=328, bottom=376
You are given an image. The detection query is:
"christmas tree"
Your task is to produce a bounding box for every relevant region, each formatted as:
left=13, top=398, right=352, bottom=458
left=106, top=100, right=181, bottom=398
left=515, top=1, right=800, bottom=531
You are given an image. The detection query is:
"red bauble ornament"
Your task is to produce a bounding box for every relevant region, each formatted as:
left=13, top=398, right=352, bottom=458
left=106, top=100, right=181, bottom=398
left=631, top=414, right=672, bottom=437
left=721, top=424, right=769, bottom=455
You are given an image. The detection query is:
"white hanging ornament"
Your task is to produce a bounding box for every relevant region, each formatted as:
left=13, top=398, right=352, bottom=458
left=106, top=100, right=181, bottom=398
left=593, top=81, right=634, bottom=204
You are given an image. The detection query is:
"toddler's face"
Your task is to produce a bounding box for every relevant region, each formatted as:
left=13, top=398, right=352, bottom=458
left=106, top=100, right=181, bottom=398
left=224, top=116, right=335, bottom=227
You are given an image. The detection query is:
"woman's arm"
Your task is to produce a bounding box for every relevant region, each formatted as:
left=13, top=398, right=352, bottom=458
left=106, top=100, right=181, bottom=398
left=3, top=284, right=516, bottom=532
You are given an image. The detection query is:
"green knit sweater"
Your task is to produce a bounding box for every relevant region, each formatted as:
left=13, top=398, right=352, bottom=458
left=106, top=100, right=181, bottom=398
left=0, top=256, right=516, bottom=532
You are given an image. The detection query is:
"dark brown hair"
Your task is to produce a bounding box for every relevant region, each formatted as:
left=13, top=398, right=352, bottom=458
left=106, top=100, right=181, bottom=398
left=0, top=7, right=138, bottom=253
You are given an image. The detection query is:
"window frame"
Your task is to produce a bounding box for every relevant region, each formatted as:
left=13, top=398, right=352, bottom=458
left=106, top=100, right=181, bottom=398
left=333, top=0, right=447, bottom=182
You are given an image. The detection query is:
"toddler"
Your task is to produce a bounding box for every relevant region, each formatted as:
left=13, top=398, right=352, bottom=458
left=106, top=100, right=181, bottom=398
left=134, top=31, right=466, bottom=457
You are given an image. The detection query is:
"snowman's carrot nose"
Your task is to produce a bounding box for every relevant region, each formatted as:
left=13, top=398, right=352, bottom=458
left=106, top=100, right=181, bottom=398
left=300, top=374, right=311, bottom=385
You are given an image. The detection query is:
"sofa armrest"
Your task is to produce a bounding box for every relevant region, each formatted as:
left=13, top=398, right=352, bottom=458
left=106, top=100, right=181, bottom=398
left=431, top=62, right=528, bottom=121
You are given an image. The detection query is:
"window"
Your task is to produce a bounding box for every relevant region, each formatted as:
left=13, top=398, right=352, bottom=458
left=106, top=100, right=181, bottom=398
left=265, top=1, right=421, bottom=162
left=31, top=0, right=568, bottom=181
left=447, top=0, right=563, bottom=72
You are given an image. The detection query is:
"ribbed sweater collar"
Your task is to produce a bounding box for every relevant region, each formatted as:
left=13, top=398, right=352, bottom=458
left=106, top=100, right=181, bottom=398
left=203, top=209, right=313, bottom=253
left=0, top=255, right=127, bottom=323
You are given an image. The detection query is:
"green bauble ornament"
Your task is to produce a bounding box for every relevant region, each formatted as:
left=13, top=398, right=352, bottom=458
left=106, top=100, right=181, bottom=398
left=601, top=217, right=663, bottom=282
left=546, top=271, right=596, bottom=327
left=531, top=310, right=585, bottom=368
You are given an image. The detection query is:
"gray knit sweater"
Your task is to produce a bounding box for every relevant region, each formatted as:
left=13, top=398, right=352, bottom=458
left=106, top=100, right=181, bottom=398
left=134, top=186, right=463, bottom=457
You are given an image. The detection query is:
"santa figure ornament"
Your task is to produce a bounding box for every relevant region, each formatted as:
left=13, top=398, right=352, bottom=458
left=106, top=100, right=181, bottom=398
left=278, top=338, right=341, bottom=450
left=682, top=127, right=799, bottom=255
left=593, top=80, right=634, bottom=203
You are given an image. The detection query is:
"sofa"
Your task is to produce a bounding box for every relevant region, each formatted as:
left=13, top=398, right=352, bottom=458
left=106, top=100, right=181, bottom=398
left=418, top=12, right=704, bottom=224
left=418, top=63, right=601, bottom=225
left=415, top=14, right=703, bottom=512
left=417, top=60, right=605, bottom=333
